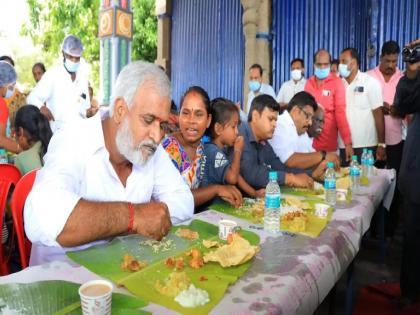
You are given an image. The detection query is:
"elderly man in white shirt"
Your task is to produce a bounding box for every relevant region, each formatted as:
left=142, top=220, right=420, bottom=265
left=338, top=47, right=386, bottom=165
left=246, top=63, right=276, bottom=114
left=269, top=91, right=340, bottom=169
left=296, top=105, right=325, bottom=152
left=276, top=58, right=307, bottom=110
left=27, top=35, right=97, bottom=133
left=25, top=61, right=194, bottom=265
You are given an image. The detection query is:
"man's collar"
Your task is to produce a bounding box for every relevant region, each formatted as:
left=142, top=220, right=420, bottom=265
left=244, top=122, right=257, bottom=143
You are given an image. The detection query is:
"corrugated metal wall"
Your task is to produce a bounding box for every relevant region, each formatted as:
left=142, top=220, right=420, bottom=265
left=272, top=0, right=420, bottom=93
left=272, top=0, right=369, bottom=92
left=368, top=0, right=420, bottom=69
left=171, top=0, right=244, bottom=107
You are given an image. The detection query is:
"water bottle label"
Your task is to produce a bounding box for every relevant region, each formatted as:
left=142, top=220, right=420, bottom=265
left=324, top=178, right=336, bottom=189
left=350, top=167, right=360, bottom=176
left=265, top=194, right=280, bottom=208
left=368, top=158, right=374, bottom=166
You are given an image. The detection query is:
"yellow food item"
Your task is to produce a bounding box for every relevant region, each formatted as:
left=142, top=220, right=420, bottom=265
left=289, top=216, right=307, bottom=232
left=175, top=228, right=199, bottom=240
left=189, top=248, right=204, bottom=269
left=360, top=175, right=370, bottom=186
left=336, top=177, right=351, bottom=189
left=250, top=199, right=264, bottom=217
left=202, top=239, right=219, bottom=248
left=120, top=254, right=147, bottom=272
left=203, top=234, right=259, bottom=267
left=155, top=271, right=191, bottom=297
left=281, top=211, right=308, bottom=222
left=285, top=196, right=312, bottom=210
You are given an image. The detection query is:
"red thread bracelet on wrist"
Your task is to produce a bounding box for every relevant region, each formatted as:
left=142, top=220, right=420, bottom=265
left=127, top=202, right=134, bottom=233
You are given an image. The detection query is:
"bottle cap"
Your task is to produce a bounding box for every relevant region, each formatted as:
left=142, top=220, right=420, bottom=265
left=327, top=162, right=334, bottom=168
left=368, top=150, right=373, bottom=154
left=352, top=155, right=358, bottom=161
left=363, top=148, right=368, bottom=153
left=268, top=171, right=278, bottom=181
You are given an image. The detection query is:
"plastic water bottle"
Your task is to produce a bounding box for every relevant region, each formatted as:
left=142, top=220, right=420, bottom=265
left=264, top=171, right=281, bottom=234
left=0, top=149, right=8, bottom=163
left=361, top=148, right=368, bottom=177
left=367, top=150, right=375, bottom=178
left=350, top=155, right=361, bottom=194
left=324, top=162, right=336, bottom=206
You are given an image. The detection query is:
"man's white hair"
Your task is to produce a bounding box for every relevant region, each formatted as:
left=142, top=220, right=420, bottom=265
left=109, top=61, right=171, bottom=116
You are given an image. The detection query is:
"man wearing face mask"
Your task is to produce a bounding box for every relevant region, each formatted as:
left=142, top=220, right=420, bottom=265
left=276, top=58, right=306, bottom=111
left=27, top=35, right=96, bottom=133
left=246, top=64, right=276, bottom=115
left=305, top=49, right=353, bottom=162
left=337, top=47, right=386, bottom=165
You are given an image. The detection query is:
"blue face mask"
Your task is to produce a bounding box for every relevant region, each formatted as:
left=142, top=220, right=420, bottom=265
left=248, top=80, right=261, bottom=92
left=338, top=63, right=351, bottom=78
left=64, top=58, right=80, bottom=73
left=5, top=87, right=14, bottom=99
left=314, top=67, right=330, bottom=80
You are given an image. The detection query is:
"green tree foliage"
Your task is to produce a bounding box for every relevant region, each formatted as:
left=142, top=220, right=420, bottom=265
left=22, top=0, right=157, bottom=90
left=132, top=0, right=157, bottom=62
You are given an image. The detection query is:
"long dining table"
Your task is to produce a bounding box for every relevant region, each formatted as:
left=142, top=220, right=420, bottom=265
left=0, top=169, right=395, bottom=314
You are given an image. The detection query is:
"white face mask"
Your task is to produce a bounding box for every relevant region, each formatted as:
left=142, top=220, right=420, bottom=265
left=291, top=69, right=303, bottom=81
left=5, top=86, right=14, bottom=98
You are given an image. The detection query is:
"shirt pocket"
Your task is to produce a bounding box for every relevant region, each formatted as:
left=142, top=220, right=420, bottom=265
left=353, top=92, right=371, bottom=110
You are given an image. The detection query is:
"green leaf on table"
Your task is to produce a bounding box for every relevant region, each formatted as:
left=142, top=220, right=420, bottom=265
left=0, top=280, right=148, bottom=315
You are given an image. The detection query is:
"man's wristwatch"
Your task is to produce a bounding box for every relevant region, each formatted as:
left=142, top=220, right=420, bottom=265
left=378, top=143, right=387, bottom=148
left=320, top=150, right=326, bottom=161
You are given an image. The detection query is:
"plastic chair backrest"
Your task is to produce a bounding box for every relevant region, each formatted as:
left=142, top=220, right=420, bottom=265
left=0, top=164, right=21, bottom=275
left=11, top=169, right=38, bottom=269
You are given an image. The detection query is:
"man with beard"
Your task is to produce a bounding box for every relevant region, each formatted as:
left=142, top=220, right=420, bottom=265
left=269, top=91, right=340, bottom=169
left=24, top=61, right=194, bottom=265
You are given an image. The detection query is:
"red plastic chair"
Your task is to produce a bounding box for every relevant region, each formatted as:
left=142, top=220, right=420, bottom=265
left=11, top=169, right=38, bottom=269
left=0, top=164, right=22, bottom=275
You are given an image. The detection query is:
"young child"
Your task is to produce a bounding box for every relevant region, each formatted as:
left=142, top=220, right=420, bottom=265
left=202, top=97, right=265, bottom=198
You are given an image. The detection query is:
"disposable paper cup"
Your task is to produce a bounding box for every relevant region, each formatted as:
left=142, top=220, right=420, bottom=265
left=336, top=189, right=348, bottom=203
left=79, top=280, right=113, bottom=315
left=218, top=219, right=238, bottom=240
left=315, top=203, right=329, bottom=218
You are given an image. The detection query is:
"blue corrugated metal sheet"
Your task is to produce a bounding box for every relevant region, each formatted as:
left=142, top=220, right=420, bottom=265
left=272, top=0, right=420, bottom=93
left=272, top=0, right=368, bottom=93
left=368, top=0, right=420, bottom=69
left=171, top=0, right=244, bottom=107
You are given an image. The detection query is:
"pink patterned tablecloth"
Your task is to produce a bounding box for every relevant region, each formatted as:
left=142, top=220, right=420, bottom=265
left=0, top=169, right=395, bottom=315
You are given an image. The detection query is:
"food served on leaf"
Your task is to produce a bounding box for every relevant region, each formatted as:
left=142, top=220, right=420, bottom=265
left=174, top=284, right=210, bottom=308
left=281, top=211, right=308, bottom=232
left=336, top=177, right=351, bottom=189
left=284, top=196, right=312, bottom=210
left=120, top=254, right=147, bottom=272
left=175, top=228, right=199, bottom=240
left=188, top=248, right=204, bottom=269
left=203, top=234, right=259, bottom=267
left=199, top=275, right=208, bottom=281
left=250, top=198, right=265, bottom=217
left=202, top=239, right=220, bottom=248
left=165, top=257, right=185, bottom=271
left=155, top=271, right=191, bottom=297
left=140, top=237, right=175, bottom=253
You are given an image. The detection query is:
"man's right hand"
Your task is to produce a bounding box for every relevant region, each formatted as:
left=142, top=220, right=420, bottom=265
left=40, top=105, right=55, bottom=121
left=286, top=173, right=314, bottom=189
left=134, top=202, right=172, bottom=240
left=325, top=152, right=340, bottom=170
left=217, top=185, right=243, bottom=208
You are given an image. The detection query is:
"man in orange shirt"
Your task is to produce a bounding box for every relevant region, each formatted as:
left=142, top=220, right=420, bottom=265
left=305, top=49, right=353, bottom=163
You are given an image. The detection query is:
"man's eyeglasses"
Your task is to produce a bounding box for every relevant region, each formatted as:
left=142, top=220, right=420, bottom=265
left=299, top=107, right=313, bottom=121
left=313, top=117, right=324, bottom=124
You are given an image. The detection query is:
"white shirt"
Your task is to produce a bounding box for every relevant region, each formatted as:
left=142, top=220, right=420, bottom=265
left=269, top=111, right=311, bottom=163
left=296, top=132, right=315, bottom=153
left=25, top=111, right=194, bottom=265
left=246, top=83, right=276, bottom=114
left=27, top=63, right=91, bottom=133
left=338, top=71, right=383, bottom=148
left=276, top=78, right=307, bottom=104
